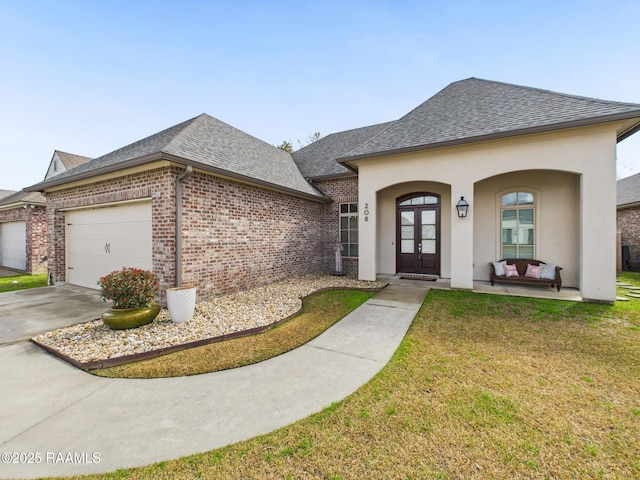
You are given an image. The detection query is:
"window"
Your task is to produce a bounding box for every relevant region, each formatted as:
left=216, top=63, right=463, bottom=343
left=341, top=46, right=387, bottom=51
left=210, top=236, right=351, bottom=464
left=501, top=191, right=534, bottom=259
left=340, top=203, right=358, bottom=257
left=398, top=195, right=438, bottom=206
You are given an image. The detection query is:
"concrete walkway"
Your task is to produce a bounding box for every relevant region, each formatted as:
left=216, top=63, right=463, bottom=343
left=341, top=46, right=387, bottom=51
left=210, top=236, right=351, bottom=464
left=0, top=283, right=428, bottom=479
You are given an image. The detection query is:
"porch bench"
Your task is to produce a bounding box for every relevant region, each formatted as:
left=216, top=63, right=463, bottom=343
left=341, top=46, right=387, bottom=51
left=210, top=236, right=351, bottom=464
left=489, top=259, right=562, bottom=292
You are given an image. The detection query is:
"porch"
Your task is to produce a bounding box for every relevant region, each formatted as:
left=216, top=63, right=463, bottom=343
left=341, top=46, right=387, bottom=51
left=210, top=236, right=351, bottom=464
left=377, top=274, right=583, bottom=302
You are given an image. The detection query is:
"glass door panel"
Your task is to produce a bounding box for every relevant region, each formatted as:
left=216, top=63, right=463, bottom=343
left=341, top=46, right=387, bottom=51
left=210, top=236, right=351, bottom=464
left=421, top=210, right=437, bottom=254
left=400, top=211, right=415, bottom=253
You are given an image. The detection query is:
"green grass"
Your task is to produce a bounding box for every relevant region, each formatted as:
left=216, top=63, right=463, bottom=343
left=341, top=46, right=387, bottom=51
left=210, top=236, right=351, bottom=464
left=616, top=271, right=640, bottom=312
left=0, top=273, right=47, bottom=292
left=55, top=280, right=640, bottom=479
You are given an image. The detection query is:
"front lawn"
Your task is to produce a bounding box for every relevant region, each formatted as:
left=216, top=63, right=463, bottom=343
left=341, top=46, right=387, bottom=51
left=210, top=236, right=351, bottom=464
left=0, top=273, right=47, bottom=293
left=69, top=286, right=640, bottom=479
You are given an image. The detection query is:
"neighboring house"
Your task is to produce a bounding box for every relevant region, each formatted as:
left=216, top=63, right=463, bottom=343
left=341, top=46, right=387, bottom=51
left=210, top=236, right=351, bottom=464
left=26, top=78, right=640, bottom=303
left=617, top=172, right=640, bottom=269
left=0, top=190, right=47, bottom=273
left=0, top=151, right=91, bottom=274
left=45, top=150, right=93, bottom=178
left=0, top=190, right=15, bottom=200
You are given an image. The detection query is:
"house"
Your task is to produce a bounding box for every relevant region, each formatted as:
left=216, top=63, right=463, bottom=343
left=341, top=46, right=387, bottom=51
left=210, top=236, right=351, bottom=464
left=45, top=150, right=93, bottom=178
left=25, top=78, right=640, bottom=303
left=617, top=172, right=640, bottom=270
left=0, top=151, right=91, bottom=274
left=0, top=190, right=47, bottom=273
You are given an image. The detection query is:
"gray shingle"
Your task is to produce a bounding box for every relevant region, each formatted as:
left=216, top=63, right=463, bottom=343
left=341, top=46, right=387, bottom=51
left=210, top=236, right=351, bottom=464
left=31, top=114, right=323, bottom=198
left=0, top=190, right=46, bottom=207
left=617, top=172, right=640, bottom=206
left=343, top=78, right=640, bottom=159
left=55, top=151, right=92, bottom=170
left=292, top=122, right=394, bottom=179
left=0, top=189, right=16, bottom=200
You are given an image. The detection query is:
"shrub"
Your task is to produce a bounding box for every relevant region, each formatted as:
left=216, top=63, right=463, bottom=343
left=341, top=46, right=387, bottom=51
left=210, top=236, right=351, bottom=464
left=98, top=267, right=159, bottom=309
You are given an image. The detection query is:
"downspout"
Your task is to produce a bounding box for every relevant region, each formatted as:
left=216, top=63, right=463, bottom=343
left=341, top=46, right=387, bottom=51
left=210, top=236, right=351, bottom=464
left=175, top=165, right=193, bottom=287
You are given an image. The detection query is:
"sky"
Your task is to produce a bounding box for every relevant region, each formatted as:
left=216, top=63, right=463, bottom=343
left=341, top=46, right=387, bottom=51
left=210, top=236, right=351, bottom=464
left=1, top=0, right=640, bottom=191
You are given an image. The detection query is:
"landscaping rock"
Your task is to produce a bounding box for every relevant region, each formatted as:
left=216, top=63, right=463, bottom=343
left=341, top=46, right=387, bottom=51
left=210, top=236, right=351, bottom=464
left=32, top=275, right=386, bottom=364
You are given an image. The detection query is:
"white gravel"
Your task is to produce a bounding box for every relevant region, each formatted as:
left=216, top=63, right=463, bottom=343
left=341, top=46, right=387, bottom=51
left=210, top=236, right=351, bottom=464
left=32, top=274, right=386, bottom=364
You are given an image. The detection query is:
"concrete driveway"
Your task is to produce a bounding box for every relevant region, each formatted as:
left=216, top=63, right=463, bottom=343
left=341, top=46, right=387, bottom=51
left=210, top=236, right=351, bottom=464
left=0, top=284, right=107, bottom=344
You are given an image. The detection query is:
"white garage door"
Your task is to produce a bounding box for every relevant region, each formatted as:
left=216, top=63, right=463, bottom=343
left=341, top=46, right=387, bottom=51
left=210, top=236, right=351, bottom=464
left=0, top=221, right=27, bottom=270
left=66, top=201, right=152, bottom=289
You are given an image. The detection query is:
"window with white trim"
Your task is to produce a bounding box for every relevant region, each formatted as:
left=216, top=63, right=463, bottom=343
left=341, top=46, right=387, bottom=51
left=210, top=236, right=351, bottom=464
left=340, top=203, right=358, bottom=257
left=501, top=191, right=535, bottom=259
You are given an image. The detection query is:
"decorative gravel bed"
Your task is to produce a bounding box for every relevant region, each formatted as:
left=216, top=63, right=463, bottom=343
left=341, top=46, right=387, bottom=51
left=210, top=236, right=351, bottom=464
left=32, top=275, right=386, bottom=365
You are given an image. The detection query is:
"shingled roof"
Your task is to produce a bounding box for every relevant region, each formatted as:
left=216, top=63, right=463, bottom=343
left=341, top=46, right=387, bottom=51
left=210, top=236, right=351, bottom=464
left=339, top=78, right=640, bottom=162
left=55, top=151, right=92, bottom=170
left=0, top=190, right=46, bottom=209
left=617, top=172, right=640, bottom=207
left=29, top=114, right=324, bottom=199
left=292, top=122, right=394, bottom=179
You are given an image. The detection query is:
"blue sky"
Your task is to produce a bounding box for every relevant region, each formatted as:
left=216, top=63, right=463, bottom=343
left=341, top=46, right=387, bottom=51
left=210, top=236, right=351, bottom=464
left=2, top=0, right=640, bottom=190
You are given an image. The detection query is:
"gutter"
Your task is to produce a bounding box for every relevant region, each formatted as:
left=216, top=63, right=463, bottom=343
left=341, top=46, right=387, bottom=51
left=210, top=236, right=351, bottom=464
left=337, top=112, right=640, bottom=167
left=175, top=165, right=193, bottom=287
left=24, top=152, right=329, bottom=203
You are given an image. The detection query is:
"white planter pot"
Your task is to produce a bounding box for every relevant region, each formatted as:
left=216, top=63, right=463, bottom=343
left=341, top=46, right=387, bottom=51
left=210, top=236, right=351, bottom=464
left=166, top=286, right=197, bottom=323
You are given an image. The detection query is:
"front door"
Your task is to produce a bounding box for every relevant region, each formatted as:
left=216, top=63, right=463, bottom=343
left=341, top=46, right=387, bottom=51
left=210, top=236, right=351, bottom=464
left=397, top=193, right=440, bottom=275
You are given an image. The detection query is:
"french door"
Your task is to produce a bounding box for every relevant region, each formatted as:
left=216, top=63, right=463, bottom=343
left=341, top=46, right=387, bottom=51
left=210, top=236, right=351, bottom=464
left=396, top=194, right=441, bottom=275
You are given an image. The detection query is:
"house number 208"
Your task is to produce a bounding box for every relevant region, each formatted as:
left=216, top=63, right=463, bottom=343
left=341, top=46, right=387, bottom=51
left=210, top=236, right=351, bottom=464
left=364, top=203, right=370, bottom=222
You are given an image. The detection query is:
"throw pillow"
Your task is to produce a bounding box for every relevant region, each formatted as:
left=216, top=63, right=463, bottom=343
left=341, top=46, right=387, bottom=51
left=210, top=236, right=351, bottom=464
left=525, top=264, right=543, bottom=279
left=540, top=263, right=557, bottom=280
left=492, top=260, right=507, bottom=276
left=504, top=264, right=520, bottom=277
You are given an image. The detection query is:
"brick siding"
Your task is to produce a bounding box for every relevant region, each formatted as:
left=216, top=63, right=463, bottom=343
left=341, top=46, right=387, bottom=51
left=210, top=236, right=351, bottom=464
left=179, top=170, right=332, bottom=300
left=45, top=167, right=350, bottom=303
left=618, top=206, right=640, bottom=269
left=0, top=205, right=47, bottom=274
left=314, top=175, right=359, bottom=275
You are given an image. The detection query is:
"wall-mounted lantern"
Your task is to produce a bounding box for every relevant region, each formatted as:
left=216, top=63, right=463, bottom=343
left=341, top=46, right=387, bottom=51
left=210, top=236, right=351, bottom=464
left=456, top=196, right=469, bottom=218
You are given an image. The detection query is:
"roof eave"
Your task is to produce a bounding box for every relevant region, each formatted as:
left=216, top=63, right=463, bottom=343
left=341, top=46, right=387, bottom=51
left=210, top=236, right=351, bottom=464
left=617, top=201, right=640, bottom=210
left=25, top=152, right=329, bottom=203
left=25, top=152, right=166, bottom=192
left=618, top=119, right=640, bottom=143
left=173, top=156, right=330, bottom=203
left=338, top=112, right=640, bottom=166
left=0, top=201, right=44, bottom=211
left=306, top=171, right=359, bottom=182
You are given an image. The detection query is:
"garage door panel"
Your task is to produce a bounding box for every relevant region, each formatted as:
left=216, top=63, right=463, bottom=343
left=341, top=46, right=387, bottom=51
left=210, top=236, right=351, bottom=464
left=66, top=202, right=152, bottom=289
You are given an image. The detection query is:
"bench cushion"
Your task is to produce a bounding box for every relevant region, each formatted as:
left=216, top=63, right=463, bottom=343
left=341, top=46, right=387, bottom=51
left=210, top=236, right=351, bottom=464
left=492, top=260, right=507, bottom=276
left=504, top=264, right=519, bottom=277
left=540, top=263, right=557, bottom=280
left=525, top=264, right=543, bottom=279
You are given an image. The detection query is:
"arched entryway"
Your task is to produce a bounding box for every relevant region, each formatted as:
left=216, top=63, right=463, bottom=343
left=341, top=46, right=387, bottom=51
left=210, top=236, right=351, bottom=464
left=396, top=193, right=441, bottom=275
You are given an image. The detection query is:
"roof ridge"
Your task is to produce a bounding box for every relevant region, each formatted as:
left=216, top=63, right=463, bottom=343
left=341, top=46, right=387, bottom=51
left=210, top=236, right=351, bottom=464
left=161, top=113, right=209, bottom=154
left=340, top=120, right=398, bottom=158
left=466, top=77, right=640, bottom=108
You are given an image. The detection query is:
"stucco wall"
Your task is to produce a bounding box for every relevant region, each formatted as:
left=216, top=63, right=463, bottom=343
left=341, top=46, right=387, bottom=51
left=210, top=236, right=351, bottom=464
left=355, top=124, right=618, bottom=301
left=474, top=171, right=580, bottom=287
left=376, top=182, right=452, bottom=277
